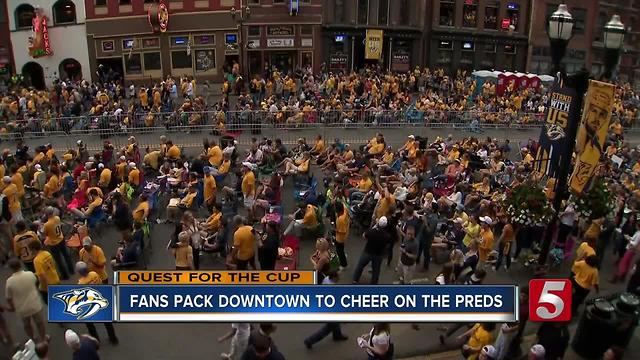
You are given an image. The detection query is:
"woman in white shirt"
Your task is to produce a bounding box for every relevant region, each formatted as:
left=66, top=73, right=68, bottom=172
left=358, top=323, right=393, bottom=359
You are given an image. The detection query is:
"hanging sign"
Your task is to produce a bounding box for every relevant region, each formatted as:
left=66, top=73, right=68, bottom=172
left=365, top=29, right=383, bottom=60
left=28, top=9, right=53, bottom=58
left=148, top=1, right=169, bottom=33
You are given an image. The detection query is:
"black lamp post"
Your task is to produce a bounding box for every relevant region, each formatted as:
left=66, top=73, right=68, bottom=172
left=537, top=6, right=625, bottom=266
left=602, top=15, right=626, bottom=80
left=547, top=4, right=574, bottom=74
left=230, top=1, right=250, bottom=77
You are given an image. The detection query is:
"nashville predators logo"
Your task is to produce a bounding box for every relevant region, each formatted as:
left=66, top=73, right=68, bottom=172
left=53, top=288, right=109, bottom=320
left=546, top=124, right=566, bottom=141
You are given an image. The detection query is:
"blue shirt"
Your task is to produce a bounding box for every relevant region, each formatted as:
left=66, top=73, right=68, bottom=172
left=73, top=338, right=100, bottom=360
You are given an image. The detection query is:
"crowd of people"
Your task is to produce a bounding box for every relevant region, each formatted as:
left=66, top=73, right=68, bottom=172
left=0, top=111, right=637, bottom=359
left=1, top=64, right=639, bottom=135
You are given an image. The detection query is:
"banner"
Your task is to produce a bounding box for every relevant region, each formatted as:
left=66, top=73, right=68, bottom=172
left=365, top=29, right=383, bottom=60
left=569, top=80, right=615, bottom=194
left=48, top=284, right=518, bottom=323
left=534, top=81, right=580, bottom=177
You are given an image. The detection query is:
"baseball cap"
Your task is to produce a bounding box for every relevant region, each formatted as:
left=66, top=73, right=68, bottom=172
left=482, top=345, right=497, bottom=359
left=530, top=344, right=545, bottom=359
left=64, top=329, right=80, bottom=347
left=34, top=164, right=41, bottom=171
left=378, top=216, right=388, bottom=228
left=479, top=216, right=493, bottom=225
left=128, top=162, right=136, bottom=168
left=82, top=237, right=92, bottom=246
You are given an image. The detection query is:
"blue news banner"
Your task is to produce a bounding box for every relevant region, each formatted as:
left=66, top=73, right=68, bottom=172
left=48, top=285, right=518, bottom=323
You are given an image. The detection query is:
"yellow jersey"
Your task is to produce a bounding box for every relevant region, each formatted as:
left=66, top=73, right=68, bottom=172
left=33, top=250, right=61, bottom=290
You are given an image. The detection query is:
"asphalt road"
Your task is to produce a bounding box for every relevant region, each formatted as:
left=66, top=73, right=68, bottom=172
left=1, top=126, right=638, bottom=360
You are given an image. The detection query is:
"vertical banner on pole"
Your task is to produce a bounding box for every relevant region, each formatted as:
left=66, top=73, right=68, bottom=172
left=365, top=29, right=383, bottom=60
left=569, top=80, right=615, bottom=194
left=534, top=82, right=580, bottom=178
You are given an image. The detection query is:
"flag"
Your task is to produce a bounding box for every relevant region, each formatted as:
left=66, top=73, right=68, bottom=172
left=365, top=29, right=383, bottom=60
left=569, top=80, right=615, bottom=194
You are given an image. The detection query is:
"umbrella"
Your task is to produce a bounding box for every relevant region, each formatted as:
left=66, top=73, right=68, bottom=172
left=539, top=75, right=555, bottom=82
left=472, top=70, right=495, bottom=78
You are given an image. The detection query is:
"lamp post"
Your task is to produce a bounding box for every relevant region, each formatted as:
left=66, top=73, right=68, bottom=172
left=230, top=1, right=250, bottom=79
left=602, top=15, right=626, bottom=80
left=537, top=6, right=625, bottom=265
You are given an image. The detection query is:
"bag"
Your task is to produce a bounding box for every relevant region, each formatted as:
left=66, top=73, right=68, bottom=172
left=328, top=242, right=340, bottom=272
left=314, top=206, right=326, bottom=236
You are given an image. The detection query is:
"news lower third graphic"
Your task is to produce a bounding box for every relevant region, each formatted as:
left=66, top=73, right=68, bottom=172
left=48, top=280, right=518, bottom=323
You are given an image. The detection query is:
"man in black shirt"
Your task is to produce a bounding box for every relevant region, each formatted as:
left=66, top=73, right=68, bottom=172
left=536, top=322, right=569, bottom=360
left=352, top=216, right=391, bottom=284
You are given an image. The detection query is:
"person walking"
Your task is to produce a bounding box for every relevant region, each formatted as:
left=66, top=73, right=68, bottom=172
left=353, top=217, right=391, bottom=285
left=303, top=271, right=348, bottom=349
left=42, top=207, right=74, bottom=280
left=75, top=261, right=119, bottom=345
left=357, top=323, right=393, bottom=360
left=334, top=202, right=350, bottom=270
left=494, top=223, right=514, bottom=271
left=30, top=240, right=60, bottom=303
left=397, top=225, right=418, bottom=284
left=258, top=221, right=279, bottom=271
left=64, top=329, right=100, bottom=360
left=218, top=323, right=251, bottom=360
left=5, top=258, right=47, bottom=342
left=231, top=216, right=256, bottom=270
left=571, top=255, right=600, bottom=314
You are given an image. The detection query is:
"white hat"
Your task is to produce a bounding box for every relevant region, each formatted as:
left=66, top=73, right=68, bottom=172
left=408, top=135, right=415, bottom=139
left=34, top=164, right=41, bottom=171
left=378, top=216, right=388, bottom=228
left=530, top=344, right=545, bottom=359
left=479, top=216, right=493, bottom=225
left=76, top=140, right=83, bottom=145
left=482, top=345, right=497, bottom=359
left=98, top=163, right=104, bottom=169
left=2, top=176, right=11, bottom=184
left=64, top=329, right=80, bottom=347
left=119, top=156, right=126, bottom=161
left=88, top=156, right=95, bottom=162
left=242, top=162, right=253, bottom=169
left=128, top=162, right=136, bottom=168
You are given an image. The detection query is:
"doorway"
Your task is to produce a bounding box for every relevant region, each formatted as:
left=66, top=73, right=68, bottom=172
left=269, top=51, right=295, bottom=75
left=21, top=62, right=45, bottom=90
left=59, top=58, right=82, bottom=82
left=96, top=58, right=123, bottom=83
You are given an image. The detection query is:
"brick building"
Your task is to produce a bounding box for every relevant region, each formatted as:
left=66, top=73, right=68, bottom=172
left=0, top=1, right=14, bottom=81
left=322, top=0, right=426, bottom=72
left=427, top=0, right=530, bottom=74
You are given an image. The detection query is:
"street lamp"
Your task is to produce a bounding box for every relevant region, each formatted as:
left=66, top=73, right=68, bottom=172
left=548, top=4, right=574, bottom=73
left=602, top=15, right=626, bottom=80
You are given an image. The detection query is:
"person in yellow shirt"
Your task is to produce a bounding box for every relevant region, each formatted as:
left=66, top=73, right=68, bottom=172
left=334, top=202, right=350, bottom=269
left=203, top=168, right=217, bottom=208
left=30, top=239, right=61, bottom=300
left=42, top=207, right=73, bottom=279
left=98, top=163, right=112, bottom=190
left=461, top=323, right=496, bottom=360
left=203, top=203, right=223, bottom=233
left=10, top=165, right=24, bottom=200
left=116, top=156, right=128, bottom=182
left=70, top=188, right=103, bottom=220
left=521, top=147, right=534, bottom=167
left=143, top=148, right=161, bottom=171
left=2, top=176, right=22, bottom=223
left=172, top=231, right=194, bottom=270
left=241, top=163, right=256, bottom=220
left=282, top=153, right=311, bottom=175
left=207, top=141, right=223, bottom=167
left=571, top=255, right=600, bottom=313
left=478, top=216, right=494, bottom=264
left=218, top=153, right=231, bottom=175
left=575, top=236, right=597, bottom=262
left=45, top=143, right=55, bottom=161
left=132, top=194, right=150, bottom=225
left=13, top=220, right=40, bottom=273
left=166, top=141, right=181, bottom=161
left=232, top=216, right=256, bottom=270
left=79, top=237, right=108, bottom=283
left=43, top=167, right=62, bottom=201
left=128, top=162, right=141, bottom=187
left=76, top=261, right=101, bottom=285
left=310, top=135, right=326, bottom=156
left=368, top=138, right=385, bottom=155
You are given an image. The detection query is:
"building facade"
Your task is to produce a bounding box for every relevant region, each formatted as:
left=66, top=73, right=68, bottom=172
left=592, top=0, right=640, bottom=84
left=0, top=1, right=14, bottom=81
left=242, top=0, right=323, bottom=77
left=527, top=0, right=598, bottom=76
left=9, top=0, right=90, bottom=88
left=427, top=0, right=530, bottom=74
left=322, top=0, right=426, bottom=73
left=84, top=0, right=242, bottom=84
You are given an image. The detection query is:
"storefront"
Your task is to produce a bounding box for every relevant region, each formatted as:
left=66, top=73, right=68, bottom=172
left=86, top=10, right=237, bottom=83
left=244, top=24, right=321, bottom=77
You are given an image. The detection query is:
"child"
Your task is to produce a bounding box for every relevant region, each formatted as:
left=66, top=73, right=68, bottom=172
left=218, top=323, right=251, bottom=360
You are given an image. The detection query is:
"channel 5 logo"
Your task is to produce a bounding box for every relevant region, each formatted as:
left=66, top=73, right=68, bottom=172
left=529, top=279, right=572, bottom=322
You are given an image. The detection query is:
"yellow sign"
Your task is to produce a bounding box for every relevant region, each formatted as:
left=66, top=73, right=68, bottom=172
left=569, top=80, right=615, bottom=194
left=365, top=29, right=383, bottom=60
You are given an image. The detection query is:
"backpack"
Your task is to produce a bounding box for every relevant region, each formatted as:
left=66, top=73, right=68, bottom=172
left=314, top=206, right=325, bottom=237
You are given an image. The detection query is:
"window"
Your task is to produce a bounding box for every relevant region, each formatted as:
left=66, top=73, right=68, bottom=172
left=248, top=0, right=260, bottom=4
left=506, top=2, right=519, bottom=31
left=120, top=0, right=131, bottom=4
left=484, top=5, right=498, bottom=30
left=144, top=52, right=162, bottom=70
left=439, top=1, right=454, bottom=26
left=300, top=25, right=313, bottom=36
left=334, top=0, right=344, bottom=23
left=125, top=54, right=142, bottom=74
left=571, top=8, right=587, bottom=35
left=171, top=36, right=188, bottom=47
left=378, top=0, right=388, bottom=25
left=357, top=0, right=368, bottom=25
left=195, top=50, right=215, bottom=72
left=595, top=12, right=607, bottom=41
left=504, top=44, right=516, bottom=54
left=273, top=0, right=284, bottom=3
left=15, top=4, right=35, bottom=29
left=53, top=0, right=76, bottom=25
left=0, top=2, right=5, bottom=21
left=462, top=41, right=475, bottom=51
left=144, top=0, right=155, bottom=2
left=171, top=50, right=192, bottom=69
left=248, top=26, right=260, bottom=37
left=484, top=43, right=496, bottom=53
left=463, top=0, right=478, bottom=28
left=398, top=0, right=410, bottom=26
left=438, top=40, right=453, bottom=50
left=95, top=0, right=107, bottom=6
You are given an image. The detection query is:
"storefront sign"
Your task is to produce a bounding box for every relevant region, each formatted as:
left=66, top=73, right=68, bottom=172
left=267, top=38, right=294, bottom=48
left=197, top=36, right=213, bottom=45
left=29, top=9, right=53, bottom=58
left=195, top=50, right=215, bottom=72
left=143, top=38, right=160, bottom=48
left=365, top=29, right=383, bottom=60
left=247, top=39, right=261, bottom=49
left=100, top=40, right=114, bottom=52
left=301, top=38, right=313, bottom=47
left=391, top=50, right=410, bottom=72
left=148, top=1, right=169, bottom=33
left=329, top=53, right=348, bottom=70
left=569, top=80, right=615, bottom=194
left=267, top=26, right=295, bottom=36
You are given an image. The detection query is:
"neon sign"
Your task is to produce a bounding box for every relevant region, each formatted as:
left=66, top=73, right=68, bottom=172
left=28, top=9, right=53, bottom=58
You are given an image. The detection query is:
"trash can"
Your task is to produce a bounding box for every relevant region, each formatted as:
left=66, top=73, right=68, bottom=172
left=572, top=298, right=618, bottom=358
left=611, top=293, right=640, bottom=348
